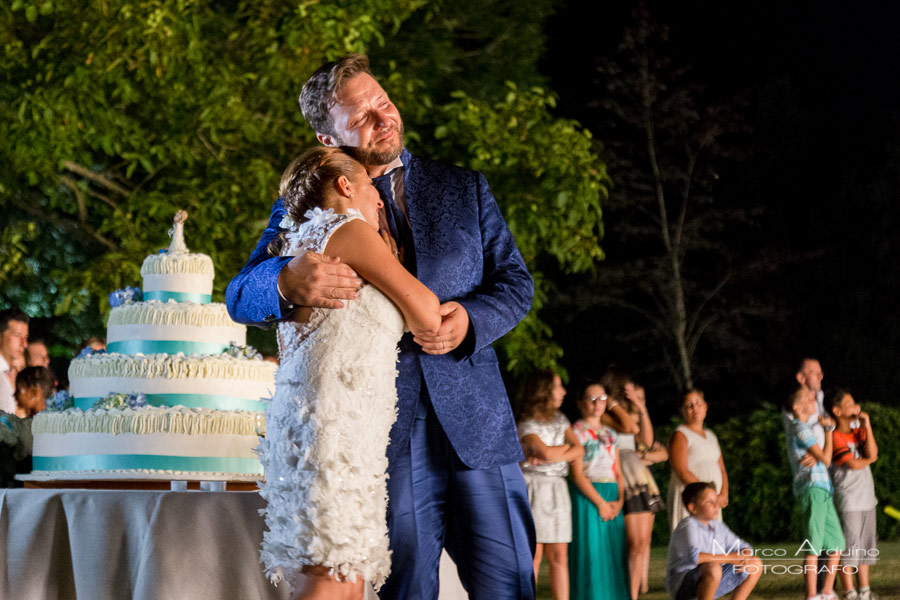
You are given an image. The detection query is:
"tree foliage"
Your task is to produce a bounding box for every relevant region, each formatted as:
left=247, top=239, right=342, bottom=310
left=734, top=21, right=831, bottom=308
left=1, top=0, right=607, bottom=374
left=423, top=85, right=608, bottom=373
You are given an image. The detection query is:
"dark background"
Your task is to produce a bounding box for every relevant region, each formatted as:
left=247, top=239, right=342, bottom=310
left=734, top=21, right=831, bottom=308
left=541, top=0, right=900, bottom=417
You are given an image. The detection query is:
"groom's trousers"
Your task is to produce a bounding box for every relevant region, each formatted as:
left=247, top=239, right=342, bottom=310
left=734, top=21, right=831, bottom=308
left=380, top=382, right=536, bottom=600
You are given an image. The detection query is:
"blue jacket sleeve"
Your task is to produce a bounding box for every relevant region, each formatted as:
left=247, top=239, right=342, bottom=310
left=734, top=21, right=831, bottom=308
left=456, top=173, right=534, bottom=355
left=225, top=199, right=293, bottom=328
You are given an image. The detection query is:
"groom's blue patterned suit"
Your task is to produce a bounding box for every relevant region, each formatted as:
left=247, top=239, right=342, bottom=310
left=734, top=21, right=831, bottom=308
left=227, top=149, right=536, bottom=599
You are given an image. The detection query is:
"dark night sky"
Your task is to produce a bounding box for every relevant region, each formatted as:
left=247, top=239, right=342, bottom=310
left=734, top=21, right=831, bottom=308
left=542, top=1, right=900, bottom=409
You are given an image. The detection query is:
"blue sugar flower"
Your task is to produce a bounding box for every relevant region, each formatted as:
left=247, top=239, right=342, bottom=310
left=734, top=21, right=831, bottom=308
left=46, top=390, right=74, bottom=412
left=108, top=286, right=143, bottom=308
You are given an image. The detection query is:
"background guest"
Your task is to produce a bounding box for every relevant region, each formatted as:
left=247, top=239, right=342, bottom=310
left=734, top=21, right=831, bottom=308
left=828, top=389, right=880, bottom=600
left=25, top=338, right=51, bottom=368
left=667, top=389, right=729, bottom=531
left=0, top=309, right=30, bottom=414
left=569, top=381, right=629, bottom=600
left=796, top=358, right=826, bottom=417
left=78, top=336, right=106, bottom=353
left=600, top=369, right=667, bottom=599
left=14, top=366, right=55, bottom=418
left=665, top=482, right=761, bottom=600
left=784, top=387, right=844, bottom=600
left=517, top=370, right=583, bottom=600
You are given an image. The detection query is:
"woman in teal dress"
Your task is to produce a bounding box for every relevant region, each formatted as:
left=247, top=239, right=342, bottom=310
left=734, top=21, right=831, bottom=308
left=569, top=381, right=630, bottom=600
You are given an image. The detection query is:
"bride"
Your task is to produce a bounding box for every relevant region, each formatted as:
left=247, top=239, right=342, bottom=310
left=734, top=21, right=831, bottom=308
left=256, top=146, right=441, bottom=600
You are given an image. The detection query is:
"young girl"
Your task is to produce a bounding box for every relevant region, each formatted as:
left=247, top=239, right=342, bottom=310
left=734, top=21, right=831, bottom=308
left=600, top=370, right=667, bottom=600
left=14, top=366, right=55, bottom=418
left=257, top=147, right=441, bottom=600
left=667, top=388, right=728, bottom=531
left=569, top=381, right=630, bottom=600
left=516, top=370, right=583, bottom=600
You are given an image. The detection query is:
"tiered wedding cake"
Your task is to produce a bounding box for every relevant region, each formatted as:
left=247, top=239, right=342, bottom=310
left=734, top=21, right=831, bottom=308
left=30, top=212, right=276, bottom=479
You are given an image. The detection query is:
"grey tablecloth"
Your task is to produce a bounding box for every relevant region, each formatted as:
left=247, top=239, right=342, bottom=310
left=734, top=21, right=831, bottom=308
left=0, top=489, right=289, bottom=600
left=0, top=488, right=469, bottom=600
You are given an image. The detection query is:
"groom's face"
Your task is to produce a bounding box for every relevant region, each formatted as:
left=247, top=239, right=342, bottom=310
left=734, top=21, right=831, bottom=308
left=320, top=73, right=404, bottom=169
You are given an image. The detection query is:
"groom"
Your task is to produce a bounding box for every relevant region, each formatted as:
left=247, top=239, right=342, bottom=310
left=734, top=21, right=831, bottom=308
left=227, top=54, right=535, bottom=599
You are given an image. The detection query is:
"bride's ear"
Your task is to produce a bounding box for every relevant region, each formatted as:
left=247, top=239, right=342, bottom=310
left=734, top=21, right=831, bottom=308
left=334, top=175, right=353, bottom=198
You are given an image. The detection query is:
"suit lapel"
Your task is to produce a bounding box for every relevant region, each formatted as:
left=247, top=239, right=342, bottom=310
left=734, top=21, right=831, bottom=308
left=401, top=149, right=426, bottom=281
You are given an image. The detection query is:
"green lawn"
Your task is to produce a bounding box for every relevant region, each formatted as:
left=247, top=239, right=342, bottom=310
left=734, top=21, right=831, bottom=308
left=536, top=541, right=900, bottom=599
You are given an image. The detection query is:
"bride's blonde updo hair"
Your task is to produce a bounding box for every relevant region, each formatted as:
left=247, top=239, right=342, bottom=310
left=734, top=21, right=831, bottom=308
left=268, top=146, right=364, bottom=256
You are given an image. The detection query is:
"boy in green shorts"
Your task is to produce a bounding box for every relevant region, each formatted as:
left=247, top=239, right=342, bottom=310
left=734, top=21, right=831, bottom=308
left=785, top=387, right=845, bottom=600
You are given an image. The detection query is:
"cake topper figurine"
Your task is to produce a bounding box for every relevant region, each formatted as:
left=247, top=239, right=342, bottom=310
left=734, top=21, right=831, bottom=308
left=168, top=210, right=189, bottom=254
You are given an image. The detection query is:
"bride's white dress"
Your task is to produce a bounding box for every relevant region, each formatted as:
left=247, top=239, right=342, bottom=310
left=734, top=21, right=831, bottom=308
left=257, top=208, right=403, bottom=590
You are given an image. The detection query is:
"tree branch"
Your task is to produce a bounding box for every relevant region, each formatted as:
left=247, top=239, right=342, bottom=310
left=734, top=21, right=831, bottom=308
left=673, top=147, right=699, bottom=252
left=196, top=129, right=224, bottom=162
left=687, top=313, right=720, bottom=358
left=8, top=197, right=119, bottom=252
left=59, top=176, right=87, bottom=223
left=61, top=175, right=120, bottom=212
left=62, top=161, right=132, bottom=197
left=685, top=270, right=735, bottom=337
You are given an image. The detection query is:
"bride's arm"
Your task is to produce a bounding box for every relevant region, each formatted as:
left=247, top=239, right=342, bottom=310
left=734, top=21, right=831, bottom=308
left=326, top=220, right=441, bottom=336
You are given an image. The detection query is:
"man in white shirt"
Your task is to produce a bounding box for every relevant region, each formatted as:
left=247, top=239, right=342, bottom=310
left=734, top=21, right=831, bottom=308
left=0, top=309, right=30, bottom=414
left=797, top=358, right=825, bottom=417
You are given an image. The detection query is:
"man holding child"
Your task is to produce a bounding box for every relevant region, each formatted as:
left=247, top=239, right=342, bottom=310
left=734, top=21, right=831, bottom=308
left=228, top=54, right=535, bottom=598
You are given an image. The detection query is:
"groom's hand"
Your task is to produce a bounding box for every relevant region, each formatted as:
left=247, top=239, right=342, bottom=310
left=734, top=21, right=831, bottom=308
left=415, top=301, right=469, bottom=355
left=278, top=252, right=361, bottom=309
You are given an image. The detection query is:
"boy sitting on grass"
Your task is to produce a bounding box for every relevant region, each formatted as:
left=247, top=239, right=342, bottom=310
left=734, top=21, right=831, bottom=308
left=665, top=482, right=762, bottom=600
left=829, top=389, right=879, bottom=600
left=785, top=387, right=845, bottom=600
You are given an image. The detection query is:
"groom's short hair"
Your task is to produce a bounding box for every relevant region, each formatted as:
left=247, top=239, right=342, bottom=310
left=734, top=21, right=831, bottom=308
left=299, top=54, right=373, bottom=138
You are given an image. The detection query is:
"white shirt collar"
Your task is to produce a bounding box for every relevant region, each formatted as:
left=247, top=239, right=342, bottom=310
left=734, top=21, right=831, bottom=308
left=383, top=154, right=404, bottom=177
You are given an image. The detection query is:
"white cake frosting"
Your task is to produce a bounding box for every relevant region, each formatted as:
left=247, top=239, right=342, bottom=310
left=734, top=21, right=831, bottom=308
left=106, top=301, right=246, bottom=354
left=68, top=353, right=276, bottom=411
left=35, top=211, right=276, bottom=480
left=141, top=253, right=214, bottom=297
left=31, top=407, right=264, bottom=475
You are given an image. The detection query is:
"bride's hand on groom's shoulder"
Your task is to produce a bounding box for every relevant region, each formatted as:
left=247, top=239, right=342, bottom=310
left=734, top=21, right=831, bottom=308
left=414, top=302, right=469, bottom=355
left=279, top=252, right=362, bottom=309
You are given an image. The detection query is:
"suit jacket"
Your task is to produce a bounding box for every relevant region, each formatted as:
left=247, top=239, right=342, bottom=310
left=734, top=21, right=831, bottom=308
left=226, top=149, right=533, bottom=468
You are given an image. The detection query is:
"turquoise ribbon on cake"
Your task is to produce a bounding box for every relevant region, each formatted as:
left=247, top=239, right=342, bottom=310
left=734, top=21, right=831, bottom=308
left=143, top=291, right=212, bottom=304
left=32, top=455, right=263, bottom=474
left=107, top=340, right=231, bottom=355
left=74, top=394, right=267, bottom=411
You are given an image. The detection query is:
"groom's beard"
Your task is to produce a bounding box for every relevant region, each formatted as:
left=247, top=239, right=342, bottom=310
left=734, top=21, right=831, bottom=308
left=349, top=122, right=405, bottom=168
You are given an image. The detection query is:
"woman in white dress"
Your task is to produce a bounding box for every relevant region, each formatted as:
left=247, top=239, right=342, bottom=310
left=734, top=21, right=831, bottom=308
left=256, top=147, right=441, bottom=600
left=666, top=388, right=729, bottom=531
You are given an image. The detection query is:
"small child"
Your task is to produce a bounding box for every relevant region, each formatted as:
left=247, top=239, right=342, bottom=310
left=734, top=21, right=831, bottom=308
left=516, top=370, right=583, bottom=600
left=14, top=366, right=55, bottom=418
left=828, top=389, right=879, bottom=600
left=665, top=482, right=762, bottom=600
left=785, top=387, right=845, bottom=600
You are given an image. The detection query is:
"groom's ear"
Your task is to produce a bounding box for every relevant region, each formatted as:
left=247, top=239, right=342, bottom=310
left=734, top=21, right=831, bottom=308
left=317, top=132, right=338, bottom=147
